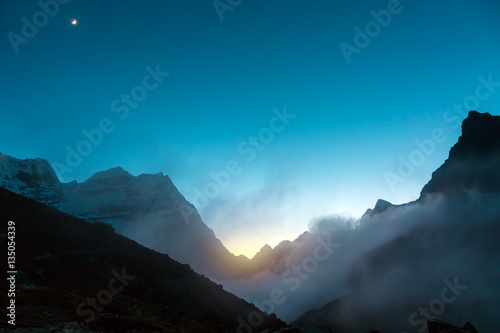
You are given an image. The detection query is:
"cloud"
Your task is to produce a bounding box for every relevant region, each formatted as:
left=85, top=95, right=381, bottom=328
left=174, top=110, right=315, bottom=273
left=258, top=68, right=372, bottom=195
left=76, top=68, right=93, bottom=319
left=198, top=164, right=306, bottom=256
left=223, top=191, right=500, bottom=333
left=308, top=214, right=356, bottom=234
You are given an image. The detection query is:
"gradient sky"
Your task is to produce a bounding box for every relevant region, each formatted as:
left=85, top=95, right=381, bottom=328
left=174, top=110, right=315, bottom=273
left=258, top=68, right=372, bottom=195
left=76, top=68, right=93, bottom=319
left=1, top=0, right=500, bottom=257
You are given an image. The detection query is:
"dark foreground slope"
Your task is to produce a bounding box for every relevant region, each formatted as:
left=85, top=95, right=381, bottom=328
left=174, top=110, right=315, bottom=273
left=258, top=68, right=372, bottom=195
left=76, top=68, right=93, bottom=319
left=0, top=153, right=255, bottom=281
left=0, top=186, right=286, bottom=332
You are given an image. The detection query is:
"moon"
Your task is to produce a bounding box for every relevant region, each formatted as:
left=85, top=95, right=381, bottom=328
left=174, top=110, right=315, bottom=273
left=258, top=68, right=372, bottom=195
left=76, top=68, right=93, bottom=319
left=71, top=19, right=78, bottom=25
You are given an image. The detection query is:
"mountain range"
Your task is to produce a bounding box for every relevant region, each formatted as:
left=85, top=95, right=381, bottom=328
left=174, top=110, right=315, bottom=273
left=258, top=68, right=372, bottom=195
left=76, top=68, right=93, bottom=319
left=1, top=110, right=499, bottom=332
left=0, top=185, right=292, bottom=332
left=286, top=111, right=500, bottom=331
left=0, top=152, right=260, bottom=281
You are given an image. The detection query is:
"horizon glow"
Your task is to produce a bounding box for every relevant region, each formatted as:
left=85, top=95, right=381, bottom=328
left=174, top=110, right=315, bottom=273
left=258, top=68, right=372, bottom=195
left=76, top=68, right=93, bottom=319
left=1, top=0, right=500, bottom=258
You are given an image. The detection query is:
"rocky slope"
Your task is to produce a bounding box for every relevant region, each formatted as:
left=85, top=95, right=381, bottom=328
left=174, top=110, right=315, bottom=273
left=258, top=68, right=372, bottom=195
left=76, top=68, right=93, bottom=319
left=420, top=111, right=500, bottom=197
left=0, top=186, right=289, bottom=332
left=0, top=153, right=62, bottom=206
left=0, top=153, right=252, bottom=280
left=2, top=111, right=499, bottom=332
left=0, top=152, right=330, bottom=283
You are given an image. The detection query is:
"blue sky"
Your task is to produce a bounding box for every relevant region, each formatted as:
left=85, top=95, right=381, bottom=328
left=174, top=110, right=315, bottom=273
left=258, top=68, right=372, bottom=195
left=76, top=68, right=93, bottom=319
left=1, top=0, right=500, bottom=257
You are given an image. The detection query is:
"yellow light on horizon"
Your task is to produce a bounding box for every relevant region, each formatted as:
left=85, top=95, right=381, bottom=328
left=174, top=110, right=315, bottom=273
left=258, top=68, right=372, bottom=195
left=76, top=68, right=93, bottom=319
left=228, top=246, right=258, bottom=260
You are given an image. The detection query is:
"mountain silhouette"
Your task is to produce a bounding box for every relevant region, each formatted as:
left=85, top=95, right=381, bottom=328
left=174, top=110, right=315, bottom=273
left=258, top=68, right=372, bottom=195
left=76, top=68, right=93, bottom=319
left=0, top=186, right=289, bottom=332
left=290, top=111, right=500, bottom=332
left=0, top=152, right=257, bottom=281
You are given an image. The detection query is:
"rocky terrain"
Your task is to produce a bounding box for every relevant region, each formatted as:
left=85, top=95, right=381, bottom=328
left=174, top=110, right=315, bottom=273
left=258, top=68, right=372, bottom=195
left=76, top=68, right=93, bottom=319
left=0, top=186, right=290, bottom=332
left=289, top=111, right=500, bottom=332
left=1, top=111, right=499, bottom=332
left=0, top=153, right=256, bottom=281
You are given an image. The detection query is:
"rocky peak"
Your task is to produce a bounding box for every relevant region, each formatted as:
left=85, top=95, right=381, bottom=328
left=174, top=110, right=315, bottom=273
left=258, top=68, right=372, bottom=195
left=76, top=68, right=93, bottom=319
left=83, top=166, right=133, bottom=183
left=0, top=153, right=59, bottom=184
left=249, top=243, right=271, bottom=260
left=362, top=199, right=394, bottom=218
left=421, top=111, right=500, bottom=197
left=0, top=152, right=248, bottom=281
left=0, top=153, right=62, bottom=206
left=373, top=199, right=394, bottom=213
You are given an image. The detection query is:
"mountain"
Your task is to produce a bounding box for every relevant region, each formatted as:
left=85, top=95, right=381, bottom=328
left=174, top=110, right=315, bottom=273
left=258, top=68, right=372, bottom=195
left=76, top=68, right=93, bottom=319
left=289, top=111, right=500, bottom=332
left=241, top=232, right=316, bottom=277
left=2, top=111, right=500, bottom=332
left=0, top=152, right=322, bottom=282
left=0, top=185, right=290, bottom=332
left=227, top=117, right=500, bottom=294
left=0, top=153, right=62, bottom=206
left=421, top=111, right=500, bottom=197
left=0, top=153, right=252, bottom=280
left=361, top=198, right=397, bottom=218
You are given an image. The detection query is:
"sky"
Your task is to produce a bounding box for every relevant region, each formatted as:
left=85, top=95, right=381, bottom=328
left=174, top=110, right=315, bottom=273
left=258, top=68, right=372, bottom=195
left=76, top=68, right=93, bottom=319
left=1, top=0, right=500, bottom=258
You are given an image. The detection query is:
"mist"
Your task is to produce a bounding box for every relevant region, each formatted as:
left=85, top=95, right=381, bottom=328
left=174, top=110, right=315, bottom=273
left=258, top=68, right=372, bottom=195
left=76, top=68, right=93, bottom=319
left=222, top=190, right=500, bottom=332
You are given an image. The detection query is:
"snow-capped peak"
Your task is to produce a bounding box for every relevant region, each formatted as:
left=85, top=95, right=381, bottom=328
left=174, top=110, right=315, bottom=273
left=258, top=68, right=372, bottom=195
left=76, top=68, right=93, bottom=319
left=0, top=153, right=62, bottom=206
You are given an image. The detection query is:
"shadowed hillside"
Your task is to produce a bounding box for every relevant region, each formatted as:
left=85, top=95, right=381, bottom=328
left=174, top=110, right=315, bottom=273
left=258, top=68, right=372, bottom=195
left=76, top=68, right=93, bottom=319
left=0, top=186, right=288, bottom=332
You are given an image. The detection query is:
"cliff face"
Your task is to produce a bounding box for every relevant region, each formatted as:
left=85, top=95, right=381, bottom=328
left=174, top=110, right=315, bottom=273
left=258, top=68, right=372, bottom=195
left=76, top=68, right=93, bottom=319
left=0, top=153, right=63, bottom=206
left=0, top=155, right=192, bottom=230
left=289, top=112, right=500, bottom=333
left=420, top=111, right=500, bottom=197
